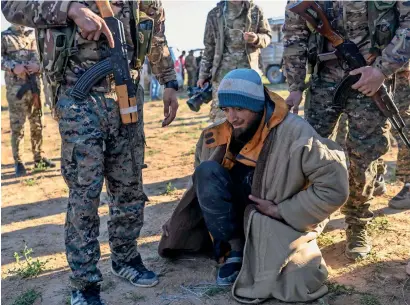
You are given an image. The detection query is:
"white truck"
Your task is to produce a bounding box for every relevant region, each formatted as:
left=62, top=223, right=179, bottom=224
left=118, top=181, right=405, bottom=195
left=260, top=18, right=285, bottom=84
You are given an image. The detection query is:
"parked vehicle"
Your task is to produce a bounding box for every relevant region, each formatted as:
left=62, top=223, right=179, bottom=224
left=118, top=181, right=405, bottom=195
left=260, top=18, right=285, bottom=84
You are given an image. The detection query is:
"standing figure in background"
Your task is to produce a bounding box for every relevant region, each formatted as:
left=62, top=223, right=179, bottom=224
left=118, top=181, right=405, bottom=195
left=196, top=50, right=203, bottom=82
left=1, top=24, right=55, bottom=176
left=178, top=50, right=186, bottom=87
left=198, top=0, right=272, bottom=122
left=185, top=50, right=198, bottom=90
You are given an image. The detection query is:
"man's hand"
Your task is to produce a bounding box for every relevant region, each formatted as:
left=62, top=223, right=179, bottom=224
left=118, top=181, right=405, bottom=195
left=197, top=79, right=207, bottom=88
left=249, top=195, right=283, bottom=220
left=67, top=2, right=114, bottom=48
left=285, top=90, right=303, bottom=114
left=25, top=62, right=40, bottom=74
left=350, top=66, right=386, bottom=97
left=244, top=32, right=258, bottom=44
left=13, top=64, right=27, bottom=77
left=162, top=88, right=178, bottom=127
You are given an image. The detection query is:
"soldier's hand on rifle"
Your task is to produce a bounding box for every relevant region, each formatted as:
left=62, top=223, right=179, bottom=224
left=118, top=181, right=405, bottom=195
left=68, top=2, right=114, bottom=48
left=12, top=64, right=27, bottom=77
left=350, top=66, right=386, bottom=97
left=162, top=88, right=179, bottom=127
left=25, top=62, right=40, bottom=74
left=285, top=90, right=303, bottom=114
left=244, top=32, right=258, bottom=44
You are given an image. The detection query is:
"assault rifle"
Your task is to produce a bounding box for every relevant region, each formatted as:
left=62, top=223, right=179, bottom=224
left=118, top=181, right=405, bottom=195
left=71, top=0, right=138, bottom=124
left=289, top=1, right=410, bottom=149
left=17, top=74, right=41, bottom=113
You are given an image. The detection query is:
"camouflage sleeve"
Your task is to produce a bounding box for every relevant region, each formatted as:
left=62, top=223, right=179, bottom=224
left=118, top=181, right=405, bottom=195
left=199, top=11, right=215, bottom=81
left=1, top=35, right=18, bottom=71
left=1, top=1, right=71, bottom=28
left=252, top=6, right=272, bottom=49
left=282, top=1, right=310, bottom=92
left=373, top=1, right=410, bottom=77
left=141, top=1, right=176, bottom=85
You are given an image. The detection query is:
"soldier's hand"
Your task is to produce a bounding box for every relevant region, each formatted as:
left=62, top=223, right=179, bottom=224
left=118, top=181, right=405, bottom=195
left=67, top=2, right=114, bottom=48
left=26, top=62, right=40, bottom=74
left=244, top=32, right=258, bottom=44
left=13, top=64, right=27, bottom=76
left=197, top=79, right=207, bottom=88
left=285, top=90, right=303, bottom=114
left=162, top=88, right=179, bottom=127
left=350, top=66, right=386, bottom=97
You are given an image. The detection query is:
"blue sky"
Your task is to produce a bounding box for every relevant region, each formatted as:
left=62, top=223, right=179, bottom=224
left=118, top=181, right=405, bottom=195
left=1, top=0, right=287, bottom=84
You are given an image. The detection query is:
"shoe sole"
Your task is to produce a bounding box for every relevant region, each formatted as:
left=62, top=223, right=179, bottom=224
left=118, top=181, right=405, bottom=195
left=111, top=267, right=159, bottom=288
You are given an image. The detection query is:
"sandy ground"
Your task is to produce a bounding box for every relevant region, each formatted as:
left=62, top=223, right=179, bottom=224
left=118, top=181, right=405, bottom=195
left=1, top=85, right=409, bottom=305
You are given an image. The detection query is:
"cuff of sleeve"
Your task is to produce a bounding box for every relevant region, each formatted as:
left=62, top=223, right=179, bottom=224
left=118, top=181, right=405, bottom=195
left=372, top=56, right=395, bottom=78
left=252, top=35, right=262, bottom=48
left=288, top=83, right=305, bottom=92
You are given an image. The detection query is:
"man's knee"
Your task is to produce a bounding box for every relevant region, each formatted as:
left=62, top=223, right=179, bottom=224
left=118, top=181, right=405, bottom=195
left=194, top=160, right=226, bottom=183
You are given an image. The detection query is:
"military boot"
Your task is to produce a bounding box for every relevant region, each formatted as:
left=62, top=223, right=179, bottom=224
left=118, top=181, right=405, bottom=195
left=15, top=162, right=27, bottom=177
left=345, top=224, right=371, bottom=260
left=389, top=183, right=410, bottom=210
left=34, top=157, right=56, bottom=169
left=373, top=174, right=387, bottom=196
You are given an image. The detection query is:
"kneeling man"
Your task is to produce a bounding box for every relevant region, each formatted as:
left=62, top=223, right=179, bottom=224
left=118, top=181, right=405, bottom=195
left=159, top=69, right=348, bottom=303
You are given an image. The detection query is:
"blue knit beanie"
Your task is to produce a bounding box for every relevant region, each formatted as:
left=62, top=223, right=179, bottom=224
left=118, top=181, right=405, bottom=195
left=218, top=69, right=265, bottom=113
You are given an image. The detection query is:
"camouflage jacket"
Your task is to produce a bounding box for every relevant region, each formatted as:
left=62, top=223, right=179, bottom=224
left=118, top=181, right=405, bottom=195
left=283, top=1, right=410, bottom=92
left=1, top=1, right=176, bottom=89
left=199, top=1, right=271, bottom=81
left=1, top=25, right=41, bottom=87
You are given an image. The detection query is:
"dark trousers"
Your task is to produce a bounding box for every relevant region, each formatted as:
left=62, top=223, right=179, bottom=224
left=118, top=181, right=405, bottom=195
left=193, top=161, right=254, bottom=243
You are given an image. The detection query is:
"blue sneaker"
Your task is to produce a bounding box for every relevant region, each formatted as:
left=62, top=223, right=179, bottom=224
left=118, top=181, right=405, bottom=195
left=216, top=251, right=243, bottom=286
left=111, top=255, right=159, bottom=287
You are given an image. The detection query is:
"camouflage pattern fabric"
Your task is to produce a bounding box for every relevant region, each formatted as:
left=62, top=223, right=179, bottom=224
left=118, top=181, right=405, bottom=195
left=283, top=1, right=410, bottom=92
left=283, top=1, right=410, bottom=226
left=393, top=70, right=410, bottom=181
left=1, top=25, right=43, bottom=163
left=199, top=1, right=271, bottom=122
left=59, top=87, right=146, bottom=290
left=334, top=68, right=410, bottom=182
left=185, top=54, right=197, bottom=88
left=305, top=78, right=390, bottom=225
left=2, top=0, right=176, bottom=290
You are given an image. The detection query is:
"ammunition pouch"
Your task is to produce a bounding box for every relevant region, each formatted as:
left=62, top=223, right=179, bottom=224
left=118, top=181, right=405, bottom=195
left=36, top=26, right=77, bottom=117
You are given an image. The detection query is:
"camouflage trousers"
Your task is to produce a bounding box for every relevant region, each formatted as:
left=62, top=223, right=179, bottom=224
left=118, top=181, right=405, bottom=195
left=56, top=86, right=147, bottom=290
left=209, top=78, right=227, bottom=123
left=334, top=71, right=410, bottom=182
left=305, top=77, right=390, bottom=226
left=6, top=86, right=43, bottom=163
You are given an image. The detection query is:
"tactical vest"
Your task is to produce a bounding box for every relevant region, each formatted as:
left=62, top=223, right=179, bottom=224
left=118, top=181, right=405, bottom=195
left=35, top=1, right=152, bottom=115
left=307, top=1, right=399, bottom=75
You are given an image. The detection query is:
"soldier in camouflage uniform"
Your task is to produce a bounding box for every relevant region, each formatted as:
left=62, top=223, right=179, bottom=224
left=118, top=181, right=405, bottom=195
left=197, top=0, right=271, bottom=122
left=388, top=66, right=410, bottom=209
left=283, top=1, right=410, bottom=260
left=1, top=24, right=56, bottom=176
left=185, top=50, right=197, bottom=89
left=2, top=2, right=178, bottom=304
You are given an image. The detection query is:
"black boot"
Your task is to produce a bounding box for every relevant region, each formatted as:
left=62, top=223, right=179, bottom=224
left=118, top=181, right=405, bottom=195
left=15, top=162, right=27, bottom=177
